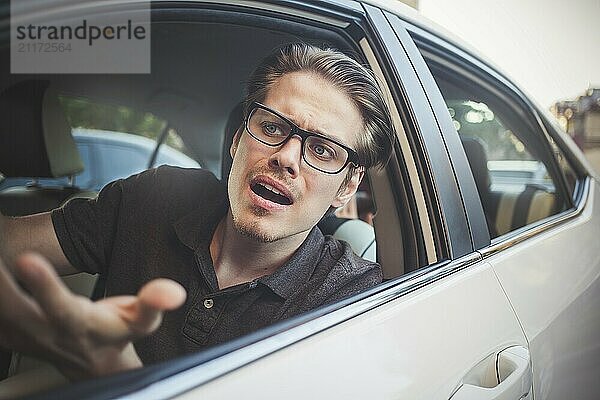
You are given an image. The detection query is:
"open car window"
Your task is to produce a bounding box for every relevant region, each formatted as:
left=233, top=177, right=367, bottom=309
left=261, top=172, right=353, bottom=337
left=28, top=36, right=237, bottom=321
left=0, top=2, right=437, bottom=397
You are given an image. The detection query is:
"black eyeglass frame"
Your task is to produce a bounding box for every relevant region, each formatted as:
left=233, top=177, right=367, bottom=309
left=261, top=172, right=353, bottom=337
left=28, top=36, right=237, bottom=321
left=244, top=102, right=361, bottom=175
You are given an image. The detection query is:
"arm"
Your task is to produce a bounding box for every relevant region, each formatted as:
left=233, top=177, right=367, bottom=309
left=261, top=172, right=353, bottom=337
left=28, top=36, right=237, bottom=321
left=0, top=253, right=186, bottom=380
left=0, top=211, right=76, bottom=276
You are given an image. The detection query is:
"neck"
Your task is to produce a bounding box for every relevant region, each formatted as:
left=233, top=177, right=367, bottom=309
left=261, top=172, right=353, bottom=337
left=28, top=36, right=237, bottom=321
left=210, top=209, right=310, bottom=289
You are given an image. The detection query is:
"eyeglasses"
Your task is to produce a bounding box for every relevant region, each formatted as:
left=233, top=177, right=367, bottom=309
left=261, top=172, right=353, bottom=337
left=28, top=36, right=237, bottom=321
left=245, top=102, right=360, bottom=174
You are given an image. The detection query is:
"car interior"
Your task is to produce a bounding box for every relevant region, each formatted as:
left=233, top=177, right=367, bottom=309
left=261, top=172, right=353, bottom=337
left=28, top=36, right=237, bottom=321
left=0, top=5, right=415, bottom=397
left=429, top=66, right=568, bottom=238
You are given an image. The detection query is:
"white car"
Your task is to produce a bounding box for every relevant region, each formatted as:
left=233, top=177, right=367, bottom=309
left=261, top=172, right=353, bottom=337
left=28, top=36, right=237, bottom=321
left=0, top=1, right=598, bottom=399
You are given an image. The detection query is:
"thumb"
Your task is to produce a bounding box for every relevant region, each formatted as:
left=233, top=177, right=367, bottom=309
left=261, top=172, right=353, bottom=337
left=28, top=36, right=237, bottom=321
left=126, top=279, right=186, bottom=337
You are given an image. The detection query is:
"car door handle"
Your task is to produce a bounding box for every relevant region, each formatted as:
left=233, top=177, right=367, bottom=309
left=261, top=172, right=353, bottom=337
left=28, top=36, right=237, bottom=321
left=450, top=346, right=533, bottom=400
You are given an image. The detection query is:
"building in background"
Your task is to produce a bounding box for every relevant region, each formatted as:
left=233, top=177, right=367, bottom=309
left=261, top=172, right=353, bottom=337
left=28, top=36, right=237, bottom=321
left=552, top=88, right=600, bottom=150
left=552, top=88, right=600, bottom=173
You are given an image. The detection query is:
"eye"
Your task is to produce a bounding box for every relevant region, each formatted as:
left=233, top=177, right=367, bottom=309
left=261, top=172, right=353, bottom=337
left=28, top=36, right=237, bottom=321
left=308, top=140, right=336, bottom=161
left=260, top=121, right=286, bottom=137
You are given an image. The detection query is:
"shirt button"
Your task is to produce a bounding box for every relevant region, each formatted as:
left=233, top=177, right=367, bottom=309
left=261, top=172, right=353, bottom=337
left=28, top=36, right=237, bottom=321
left=203, top=299, right=214, bottom=309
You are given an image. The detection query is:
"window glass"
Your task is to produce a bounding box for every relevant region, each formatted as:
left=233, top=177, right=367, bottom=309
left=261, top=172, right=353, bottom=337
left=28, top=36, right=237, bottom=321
left=447, top=99, right=554, bottom=193
left=425, top=65, right=569, bottom=238
left=548, top=135, right=578, bottom=197
left=60, top=96, right=167, bottom=141
left=153, top=128, right=199, bottom=168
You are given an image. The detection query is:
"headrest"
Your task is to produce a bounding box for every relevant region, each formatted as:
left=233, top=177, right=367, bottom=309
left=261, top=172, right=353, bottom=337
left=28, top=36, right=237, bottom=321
left=0, top=80, right=83, bottom=178
left=221, top=102, right=244, bottom=180
left=460, top=136, right=490, bottom=197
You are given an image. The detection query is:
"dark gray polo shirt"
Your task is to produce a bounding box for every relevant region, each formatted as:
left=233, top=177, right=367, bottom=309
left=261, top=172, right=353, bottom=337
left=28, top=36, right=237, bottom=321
left=52, top=166, right=382, bottom=364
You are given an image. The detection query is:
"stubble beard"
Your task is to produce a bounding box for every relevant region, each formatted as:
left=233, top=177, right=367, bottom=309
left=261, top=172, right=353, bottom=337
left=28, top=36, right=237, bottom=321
left=231, top=206, right=280, bottom=243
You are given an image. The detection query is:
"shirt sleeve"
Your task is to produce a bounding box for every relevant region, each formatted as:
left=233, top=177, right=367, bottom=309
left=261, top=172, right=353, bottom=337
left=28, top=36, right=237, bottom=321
left=51, top=178, right=125, bottom=275
left=52, top=166, right=218, bottom=275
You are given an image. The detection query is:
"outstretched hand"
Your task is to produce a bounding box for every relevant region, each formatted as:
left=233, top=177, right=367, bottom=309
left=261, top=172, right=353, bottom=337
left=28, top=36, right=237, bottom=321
left=0, top=253, right=186, bottom=380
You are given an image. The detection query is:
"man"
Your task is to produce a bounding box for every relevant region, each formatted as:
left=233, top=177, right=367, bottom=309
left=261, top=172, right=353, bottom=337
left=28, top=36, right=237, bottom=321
left=0, top=43, right=395, bottom=380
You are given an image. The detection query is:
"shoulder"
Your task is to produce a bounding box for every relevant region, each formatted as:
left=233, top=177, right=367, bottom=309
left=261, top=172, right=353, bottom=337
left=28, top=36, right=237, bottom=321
left=322, top=236, right=382, bottom=280
left=106, top=166, right=222, bottom=202
left=314, top=236, right=383, bottom=304
left=123, top=166, right=218, bottom=191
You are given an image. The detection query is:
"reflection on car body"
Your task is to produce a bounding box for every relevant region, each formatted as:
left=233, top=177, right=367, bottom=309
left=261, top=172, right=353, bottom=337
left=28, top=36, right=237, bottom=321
left=0, top=0, right=598, bottom=399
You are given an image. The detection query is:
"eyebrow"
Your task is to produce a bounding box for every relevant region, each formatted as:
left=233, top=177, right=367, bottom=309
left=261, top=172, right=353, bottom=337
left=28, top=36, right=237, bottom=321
left=284, top=113, right=349, bottom=146
left=257, top=102, right=354, bottom=148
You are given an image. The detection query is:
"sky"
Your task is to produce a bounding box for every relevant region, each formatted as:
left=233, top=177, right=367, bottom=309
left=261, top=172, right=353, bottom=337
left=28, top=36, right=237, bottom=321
left=419, top=0, right=600, bottom=110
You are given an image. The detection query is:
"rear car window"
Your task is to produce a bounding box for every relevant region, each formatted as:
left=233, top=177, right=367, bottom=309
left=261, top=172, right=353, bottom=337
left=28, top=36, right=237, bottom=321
left=423, top=62, right=573, bottom=238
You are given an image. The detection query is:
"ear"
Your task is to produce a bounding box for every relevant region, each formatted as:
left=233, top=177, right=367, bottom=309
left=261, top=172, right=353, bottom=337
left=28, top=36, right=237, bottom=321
left=331, top=167, right=364, bottom=208
left=230, top=127, right=242, bottom=158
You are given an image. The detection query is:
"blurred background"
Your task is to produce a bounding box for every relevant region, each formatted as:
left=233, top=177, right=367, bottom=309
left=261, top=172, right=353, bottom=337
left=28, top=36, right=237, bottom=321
left=403, top=0, right=600, bottom=173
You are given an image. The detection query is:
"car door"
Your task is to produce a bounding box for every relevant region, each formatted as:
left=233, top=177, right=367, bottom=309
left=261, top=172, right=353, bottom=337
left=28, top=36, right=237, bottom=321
left=402, top=15, right=600, bottom=399
left=80, top=2, right=528, bottom=399
left=1, top=1, right=532, bottom=399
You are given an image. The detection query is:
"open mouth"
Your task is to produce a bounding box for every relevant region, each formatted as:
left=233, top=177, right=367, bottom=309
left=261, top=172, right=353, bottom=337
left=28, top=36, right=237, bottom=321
left=251, top=182, right=292, bottom=205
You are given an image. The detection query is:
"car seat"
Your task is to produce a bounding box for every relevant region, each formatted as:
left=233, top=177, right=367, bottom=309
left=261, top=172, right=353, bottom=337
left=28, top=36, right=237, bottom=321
left=318, top=213, right=376, bottom=261
left=0, top=80, right=94, bottom=216
left=0, top=80, right=98, bottom=380
left=460, top=136, right=558, bottom=238
left=460, top=136, right=498, bottom=237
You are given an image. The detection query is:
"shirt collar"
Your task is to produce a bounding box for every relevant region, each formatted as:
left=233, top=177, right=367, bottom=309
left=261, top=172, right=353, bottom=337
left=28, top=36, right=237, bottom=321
left=258, top=227, right=325, bottom=300
left=173, top=180, right=229, bottom=252
left=173, top=178, right=325, bottom=300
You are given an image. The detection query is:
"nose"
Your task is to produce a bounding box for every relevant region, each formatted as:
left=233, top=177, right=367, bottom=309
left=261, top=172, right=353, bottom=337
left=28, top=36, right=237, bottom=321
left=268, top=135, right=302, bottom=178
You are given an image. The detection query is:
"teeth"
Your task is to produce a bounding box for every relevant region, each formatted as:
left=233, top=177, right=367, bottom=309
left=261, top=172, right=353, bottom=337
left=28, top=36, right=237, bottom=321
left=261, top=183, right=283, bottom=196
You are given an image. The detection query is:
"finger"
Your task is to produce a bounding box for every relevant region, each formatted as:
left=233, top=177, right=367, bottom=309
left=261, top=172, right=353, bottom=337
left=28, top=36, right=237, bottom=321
left=0, top=256, right=41, bottom=317
left=0, top=257, right=26, bottom=312
left=123, top=279, right=186, bottom=336
left=0, top=257, right=48, bottom=349
left=138, top=279, right=187, bottom=311
left=14, top=252, right=74, bottom=321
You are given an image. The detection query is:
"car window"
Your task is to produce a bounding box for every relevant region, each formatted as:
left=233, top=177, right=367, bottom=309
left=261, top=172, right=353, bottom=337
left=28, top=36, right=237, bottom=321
left=548, top=134, right=579, bottom=198
left=448, top=98, right=554, bottom=193
left=60, top=97, right=199, bottom=190
left=422, top=61, right=572, bottom=238
left=0, top=4, right=427, bottom=397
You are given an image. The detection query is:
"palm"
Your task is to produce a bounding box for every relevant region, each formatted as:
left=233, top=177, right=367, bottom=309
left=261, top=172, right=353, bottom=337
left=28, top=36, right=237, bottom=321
left=0, top=253, right=186, bottom=380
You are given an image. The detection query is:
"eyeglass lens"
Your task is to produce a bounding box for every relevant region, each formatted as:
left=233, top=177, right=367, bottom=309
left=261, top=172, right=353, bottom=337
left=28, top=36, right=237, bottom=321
left=247, top=107, right=349, bottom=173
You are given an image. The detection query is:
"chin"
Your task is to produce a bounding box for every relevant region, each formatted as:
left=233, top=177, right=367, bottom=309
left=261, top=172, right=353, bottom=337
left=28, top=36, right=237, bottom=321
left=232, top=213, right=280, bottom=243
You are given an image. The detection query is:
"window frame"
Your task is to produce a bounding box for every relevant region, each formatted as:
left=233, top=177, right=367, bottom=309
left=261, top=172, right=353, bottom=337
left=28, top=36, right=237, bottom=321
left=403, top=22, right=589, bottom=248
left=368, top=7, right=474, bottom=261
left=10, top=1, right=461, bottom=398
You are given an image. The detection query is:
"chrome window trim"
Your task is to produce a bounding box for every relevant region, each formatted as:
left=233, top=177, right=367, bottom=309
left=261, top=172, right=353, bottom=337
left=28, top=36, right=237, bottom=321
left=122, top=252, right=481, bottom=400
left=481, top=176, right=592, bottom=258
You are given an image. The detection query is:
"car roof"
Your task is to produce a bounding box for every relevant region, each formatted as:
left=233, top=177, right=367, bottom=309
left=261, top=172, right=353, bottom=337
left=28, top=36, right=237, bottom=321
left=363, top=0, right=523, bottom=94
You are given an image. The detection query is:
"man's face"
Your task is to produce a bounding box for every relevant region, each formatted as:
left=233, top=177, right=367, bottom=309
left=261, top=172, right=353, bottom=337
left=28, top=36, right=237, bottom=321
left=228, top=71, right=364, bottom=243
